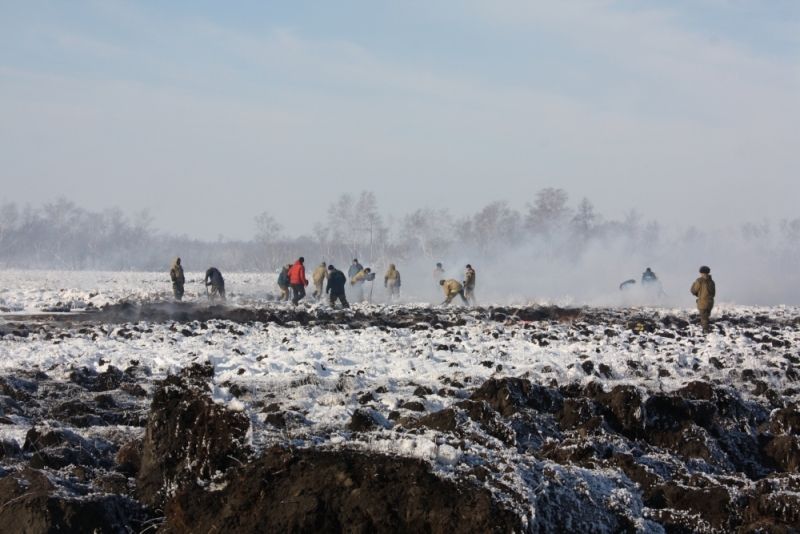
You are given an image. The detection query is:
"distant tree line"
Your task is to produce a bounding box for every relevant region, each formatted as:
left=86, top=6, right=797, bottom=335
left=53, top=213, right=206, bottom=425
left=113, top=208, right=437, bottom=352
left=1, top=190, right=799, bottom=274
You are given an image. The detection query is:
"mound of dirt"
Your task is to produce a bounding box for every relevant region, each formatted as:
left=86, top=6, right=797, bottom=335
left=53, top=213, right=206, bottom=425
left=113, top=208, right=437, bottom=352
left=164, top=445, right=524, bottom=534
left=0, top=468, right=147, bottom=534
left=137, top=364, right=252, bottom=508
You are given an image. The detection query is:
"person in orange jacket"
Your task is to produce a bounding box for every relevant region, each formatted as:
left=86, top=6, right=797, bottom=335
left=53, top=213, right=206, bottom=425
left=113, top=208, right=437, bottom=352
left=287, top=257, right=309, bottom=306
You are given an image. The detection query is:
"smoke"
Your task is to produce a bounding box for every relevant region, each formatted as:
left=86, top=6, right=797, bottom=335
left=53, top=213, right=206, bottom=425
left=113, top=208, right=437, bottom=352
left=1, top=192, right=799, bottom=306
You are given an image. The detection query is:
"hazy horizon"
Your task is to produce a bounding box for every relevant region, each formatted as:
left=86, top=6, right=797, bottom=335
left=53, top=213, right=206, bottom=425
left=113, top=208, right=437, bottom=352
left=1, top=1, right=799, bottom=240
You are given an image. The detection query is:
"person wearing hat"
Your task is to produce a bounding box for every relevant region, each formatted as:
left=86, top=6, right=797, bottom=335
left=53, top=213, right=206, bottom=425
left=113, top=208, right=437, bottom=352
left=691, top=266, right=715, bottom=333
left=311, top=261, right=328, bottom=300
left=348, top=259, right=363, bottom=281
left=204, top=266, right=226, bottom=301
left=277, top=263, right=292, bottom=301
left=170, top=257, right=185, bottom=301
left=384, top=263, right=401, bottom=300
left=326, top=264, right=349, bottom=309
left=463, top=264, right=476, bottom=305
left=439, top=279, right=468, bottom=306
left=350, top=267, right=374, bottom=302
left=287, top=257, right=308, bottom=306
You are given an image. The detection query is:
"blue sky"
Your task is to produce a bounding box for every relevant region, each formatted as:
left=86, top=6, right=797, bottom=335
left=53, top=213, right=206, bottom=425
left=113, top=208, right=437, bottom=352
left=1, top=1, right=799, bottom=239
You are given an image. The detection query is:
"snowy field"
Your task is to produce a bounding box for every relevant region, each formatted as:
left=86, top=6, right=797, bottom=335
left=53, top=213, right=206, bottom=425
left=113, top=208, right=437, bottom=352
left=0, top=269, right=281, bottom=312
left=1, top=270, right=799, bottom=532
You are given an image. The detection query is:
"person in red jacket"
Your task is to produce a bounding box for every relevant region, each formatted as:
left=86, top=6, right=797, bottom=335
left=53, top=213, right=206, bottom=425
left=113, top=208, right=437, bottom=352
left=287, top=257, right=309, bottom=305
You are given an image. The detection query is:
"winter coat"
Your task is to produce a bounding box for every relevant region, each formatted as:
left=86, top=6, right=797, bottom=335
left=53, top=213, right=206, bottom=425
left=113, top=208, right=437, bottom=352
left=277, top=265, right=291, bottom=287
left=327, top=269, right=346, bottom=295
left=170, top=259, right=185, bottom=285
left=442, top=279, right=463, bottom=297
left=642, top=269, right=657, bottom=283
left=385, top=264, right=401, bottom=287
left=433, top=267, right=444, bottom=281
left=205, top=267, right=224, bottom=287
left=464, top=268, right=475, bottom=289
left=351, top=269, right=366, bottom=285
left=349, top=263, right=363, bottom=280
left=691, top=275, right=715, bottom=310
left=288, top=261, right=308, bottom=286
left=313, top=264, right=328, bottom=283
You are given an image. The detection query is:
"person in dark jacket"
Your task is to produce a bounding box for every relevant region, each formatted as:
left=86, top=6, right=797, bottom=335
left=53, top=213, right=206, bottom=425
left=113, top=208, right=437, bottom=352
left=277, top=264, right=291, bottom=301
left=691, top=266, right=716, bottom=334
left=287, top=257, right=308, bottom=305
left=326, top=265, right=349, bottom=308
left=348, top=259, right=363, bottom=280
left=170, top=257, right=185, bottom=301
left=204, top=267, right=225, bottom=301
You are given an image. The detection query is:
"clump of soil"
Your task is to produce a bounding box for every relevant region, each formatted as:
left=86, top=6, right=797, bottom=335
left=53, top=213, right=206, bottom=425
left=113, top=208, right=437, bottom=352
left=164, top=446, right=524, bottom=534
left=137, top=365, right=251, bottom=508
left=0, top=468, right=148, bottom=534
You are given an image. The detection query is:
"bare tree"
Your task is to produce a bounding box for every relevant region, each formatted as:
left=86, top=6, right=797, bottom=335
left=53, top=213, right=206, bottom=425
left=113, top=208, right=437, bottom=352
left=470, top=201, right=521, bottom=258
left=254, top=212, right=283, bottom=271
left=0, top=202, right=19, bottom=263
left=313, top=222, right=335, bottom=264
left=328, top=191, right=381, bottom=263
left=402, top=207, right=453, bottom=259
left=525, top=188, right=571, bottom=239
left=571, top=198, right=597, bottom=242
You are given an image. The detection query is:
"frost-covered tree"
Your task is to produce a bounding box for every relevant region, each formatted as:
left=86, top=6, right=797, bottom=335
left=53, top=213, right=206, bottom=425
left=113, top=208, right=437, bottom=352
left=254, top=212, right=284, bottom=271
left=525, top=188, right=571, bottom=239
left=327, top=191, right=382, bottom=263
left=402, top=207, right=453, bottom=260
left=467, top=201, right=521, bottom=258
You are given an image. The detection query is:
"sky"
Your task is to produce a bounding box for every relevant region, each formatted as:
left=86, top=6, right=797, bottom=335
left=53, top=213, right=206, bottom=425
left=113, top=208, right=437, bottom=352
left=1, top=1, right=799, bottom=240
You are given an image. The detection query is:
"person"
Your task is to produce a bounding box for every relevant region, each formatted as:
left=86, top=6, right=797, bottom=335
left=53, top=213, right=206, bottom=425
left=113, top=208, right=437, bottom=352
left=440, top=279, right=468, bottom=306
left=326, top=264, right=349, bottom=309
left=351, top=267, right=375, bottom=302
left=691, top=266, right=715, bottom=334
left=287, top=257, right=308, bottom=306
left=169, top=257, right=185, bottom=301
left=384, top=264, right=401, bottom=300
left=433, top=263, right=444, bottom=283
left=641, top=267, right=665, bottom=298
left=348, top=259, right=363, bottom=281
left=312, top=262, right=328, bottom=300
left=277, top=264, right=291, bottom=301
left=204, top=267, right=225, bottom=301
left=463, top=264, right=476, bottom=305
left=642, top=268, right=657, bottom=285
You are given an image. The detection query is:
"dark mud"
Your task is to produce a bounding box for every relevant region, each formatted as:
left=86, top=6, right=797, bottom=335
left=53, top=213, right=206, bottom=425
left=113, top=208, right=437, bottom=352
left=6, top=299, right=797, bottom=331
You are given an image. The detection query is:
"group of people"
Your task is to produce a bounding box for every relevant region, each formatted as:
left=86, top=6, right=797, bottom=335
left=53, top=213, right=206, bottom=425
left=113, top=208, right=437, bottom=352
left=276, top=257, right=350, bottom=307
left=434, top=263, right=477, bottom=306
left=169, top=258, right=226, bottom=302
left=273, top=258, right=476, bottom=309
left=621, top=265, right=717, bottom=334
left=170, top=256, right=479, bottom=310
left=168, top=257, right=716, bottom=332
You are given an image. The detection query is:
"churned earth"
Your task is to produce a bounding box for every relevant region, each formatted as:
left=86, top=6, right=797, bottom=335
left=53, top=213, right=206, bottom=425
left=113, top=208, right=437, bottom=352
left=0, top=272, right=799, bottom=533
